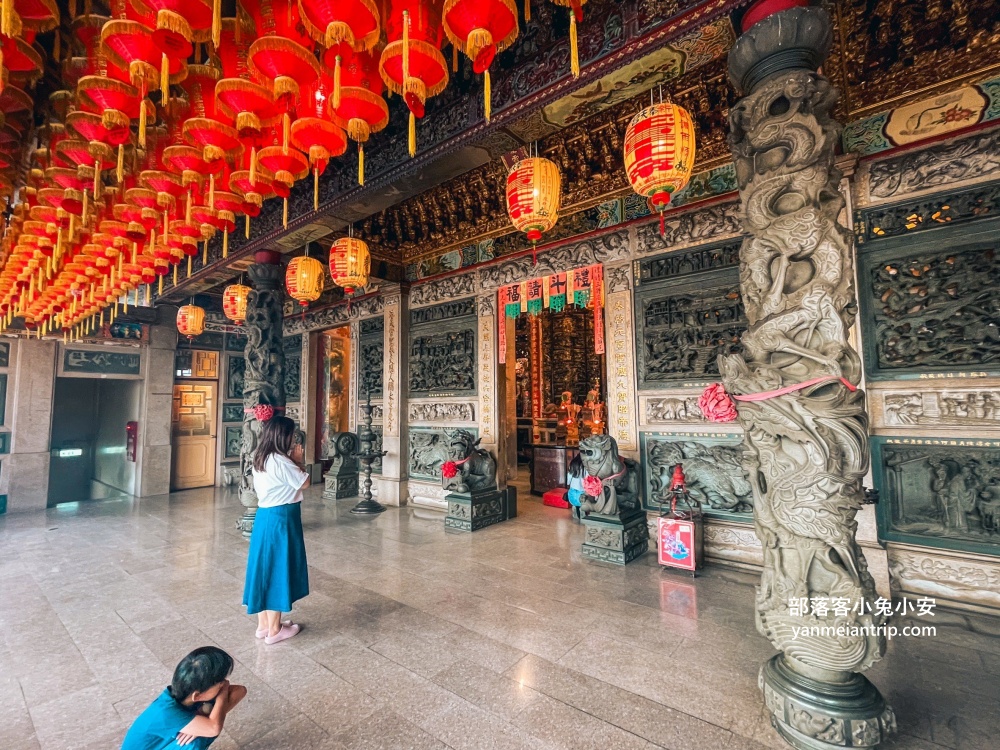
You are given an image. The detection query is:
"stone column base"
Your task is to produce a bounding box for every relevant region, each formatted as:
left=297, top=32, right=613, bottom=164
left=581, top=509, right=649, bottom=565
left=761, top=656, right=895, bottom=750
left=445, top=488, right=505, bottom=532
left=323, top=472, right=359, bottom=500
left=237, top=507, right=257, bottom=539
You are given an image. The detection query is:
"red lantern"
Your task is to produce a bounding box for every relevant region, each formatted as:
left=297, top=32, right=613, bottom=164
left=182, top=64, right=241, bottom=164
left=299, top=0, right=381, bottom=51
left=328, top=236, right=371, bottom=294
left=285, top=255, right=324, bottom=307
left=506, top=155, right=561, bottom=254
left=325, top=42, right=388, bottom=186
left=257, top=122, right=310, bottom=227
left=442, top=0, right=518, bottom=122
left=176, top=302, right=206, bottom=338
left=222, top=281, right=251, bottom=323
left=244, top=0, right=319, bottom=106
left=379, top=0, right=449, bottom=157
left=291, top=70, right=348, bottom=210
left=623, top=101, right=696, bottom=235
left=215, top=15, right=278, bottom=140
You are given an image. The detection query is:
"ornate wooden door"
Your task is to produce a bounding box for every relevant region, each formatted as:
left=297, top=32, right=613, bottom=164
left=170, top=382, right=218, bottom=490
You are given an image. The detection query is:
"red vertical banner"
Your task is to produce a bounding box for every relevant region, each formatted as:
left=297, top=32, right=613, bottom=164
left=498, top=288, right=506, bottom=364
left=592, top=264, right=605, bottom=355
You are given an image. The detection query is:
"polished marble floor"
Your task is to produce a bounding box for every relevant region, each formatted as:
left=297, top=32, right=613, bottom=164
left=1, top=482, right=999, bottom=750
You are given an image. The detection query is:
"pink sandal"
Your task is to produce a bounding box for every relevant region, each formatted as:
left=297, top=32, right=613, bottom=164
left=264, top=623, right=301, bottom=645
left=256, top=619, right=293, bottom=639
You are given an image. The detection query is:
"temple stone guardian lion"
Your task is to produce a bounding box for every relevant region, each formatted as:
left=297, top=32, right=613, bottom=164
left=442, top=429, right=506, bottom=532
left=577, top=434, right=647, bottom=564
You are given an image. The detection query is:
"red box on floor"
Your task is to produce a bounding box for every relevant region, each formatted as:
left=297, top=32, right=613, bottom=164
left=542, top=488, right=571, bottom=508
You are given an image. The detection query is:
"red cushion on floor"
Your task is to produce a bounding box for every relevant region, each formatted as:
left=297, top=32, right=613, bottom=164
left=543, top=488, right=571, bottom=508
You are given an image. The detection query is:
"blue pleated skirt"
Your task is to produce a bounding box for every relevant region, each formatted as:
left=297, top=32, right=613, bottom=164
left=242, top=503, right=309, bottom=615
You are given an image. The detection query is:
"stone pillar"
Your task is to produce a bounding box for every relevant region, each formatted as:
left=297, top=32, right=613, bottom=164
left=723, top=6, right=894, bottom=748
left=137, top=320, right=177, bottom=497
left=373, top=286, right=407, bottom=506
left=477, top=294, right=504, bottom=486
left=4, top=339, right=57, bottom=511
left=602, top=261, right=639, bottom=457
left=238, top=251, right=286, bottom=536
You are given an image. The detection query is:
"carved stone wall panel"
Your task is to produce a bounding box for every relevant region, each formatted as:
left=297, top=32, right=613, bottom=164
left=640, top=432, right=753, bottom=520
left=407, top=480, right=450, bottom=510
left=874, top=436, right=1000, bottom=556
left=633, top=201, right=743, bottom=256
left=635, top=275, right=746, bottom=388
left=887, top=544, right=1000, bottom=613
left=410, top=274, right=478, bottom=307
left=604, top=283, right=639, bottom=452
left=478, top=230, right=631, bottom=290
left=640, top=390, right=737, bottom=427
left=859, top=235, right=1000, bottom=377
left=408, top=427, right=479, bottom=481
left=704, top=520, right=763, bottom=568
left=869, top=383, right=1000, bottom=435
left=359, top=317, right=385, bottom=400
left=407, top=401, right=476, bottom=423
left=408, top=327, right=477, bottom=397
left=863, top=127, right=1000, bottom=204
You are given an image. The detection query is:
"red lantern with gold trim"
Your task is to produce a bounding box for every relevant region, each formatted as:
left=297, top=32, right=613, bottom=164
left=285, top=254, right=324, bottom=307
left=623, top=100, right=696, bottom=235
left=379, top=0, right=448, bottom=157
left=291, top=69, right=348, bottom=210
left=215, top=15, right=278, bottom=140
left=329, top=235, right=370, bottom=294
left=506, top=155, right=561, bottom=260
left=325, top=42, right=388, bottom=186
left=442, top=0, right=518, bottom=122
left=244, top=0, right=319, bottom=107
left=222, top=281, right=251, bottom=323
left=299, top=0, right=380, bottom=51
left=176, top=301, right=206, bottom=338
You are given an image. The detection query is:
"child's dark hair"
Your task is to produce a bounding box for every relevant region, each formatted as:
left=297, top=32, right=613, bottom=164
left=568, top=454, right=584, bottom=478
left=253, top=415, right=296, bottom=472
left=170, top=647, right=234, bottom=700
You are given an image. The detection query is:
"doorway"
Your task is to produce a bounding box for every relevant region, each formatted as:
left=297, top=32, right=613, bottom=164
left=48, top=378, right=140, bottom=506
left=170, top=381, right=218, bottom=489
left=314, top=326, right=351, bottom=466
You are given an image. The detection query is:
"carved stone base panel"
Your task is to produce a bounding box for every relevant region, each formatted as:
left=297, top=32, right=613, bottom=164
left=407, top=399, right=476, bottom=424
left=868, top=382, right=1000, bottom=436
left=640, top=391, right=742, bottom=430
left=407, top=480, right=449, bottom=510
left=323, top=473, right=359, bottom=500
left=581, top=510, right=649, bottom=565
left=444, top=489, right=507, bottom=532
left=887, top=543, right=1000, bottom=615
left=760, top=656, right=895, bottom=750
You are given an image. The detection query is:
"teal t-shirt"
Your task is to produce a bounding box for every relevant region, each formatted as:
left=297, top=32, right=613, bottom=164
left=121, top=688, right=211, bottom=750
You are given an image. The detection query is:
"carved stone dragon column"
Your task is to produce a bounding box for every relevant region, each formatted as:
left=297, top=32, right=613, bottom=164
left=237, top=250, right=286, bottom=537
left=722, top=6, right=895, bottom=748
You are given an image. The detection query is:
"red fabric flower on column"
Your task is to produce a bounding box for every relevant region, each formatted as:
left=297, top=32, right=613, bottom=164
left=582, top=475, right=603, bottom=496
left=252, top=404, right=275, bottom=422
left=698, top=383, right=738, bottom=423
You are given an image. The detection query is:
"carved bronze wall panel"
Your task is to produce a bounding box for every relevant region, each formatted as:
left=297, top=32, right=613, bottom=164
left=874, top=437, right=1000, bottom=555
left=641, top=432, right=752, bottom=520
left=856, top=181, right=1000, bottom=244
left=859, top=226, right=1000, bottom=377
left=634, top=244, right=746, bottom=388
left=359, top=317, right=384, bottom=400
left=284, top=336, right=302, bottom=403
left=408, top=300, right=478, bottom=398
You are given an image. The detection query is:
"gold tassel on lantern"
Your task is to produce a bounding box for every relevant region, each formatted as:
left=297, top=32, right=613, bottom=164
left=249, top=146, right=257, bottom=184
left=139, top=99, right=148, bottom=148
left=117, top=144, right=124, bottom=182
left=402, top=10, right=410, bottom=81
left=245, top=214, right=250, bottom=239
left=209, top=173, right=215, bottom=209
left=173, top=264, right=178, bottom=285
left=408, top=112, right=416, bottom=157
left=212, top=0, right=221, bottom=47
left=283, top=112, right=290, bottom=155
left=203, top=240, right=208, bottom=264
left=358, top=144, right=365, bottom=186
left=160, top=52, right=169, bottom=99
left=223, top=229, right=229, bottom=258
left=158, top=275, right=163, bottom=295
left=333, top=55, right=342, bottom=109
left=452, top=44, right=458, bottom=73
left=525, top=0, right=530, bottom=22
left=569, top=12, right=579, bottom=78
left=314, top=167, right=319, bottom=211
left=484, top=70, right=491, bottom=122
left=1, top=0, right=12, bottom=38
left=187, top=256, right=192, bottom=277
left=283, top=197, right=288, bottom=227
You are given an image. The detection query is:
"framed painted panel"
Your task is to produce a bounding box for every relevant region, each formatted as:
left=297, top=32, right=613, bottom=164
left=224, top=426, right=243, bottom=459
left=226, top=332, right=248, bottom=352
left=640, top=431, right=752, bottom=523
left=872, top=435, right=1000, bottom=557
left=60, top=346, right=142, bottom=379
left=226, top=355, right=246, bottom=400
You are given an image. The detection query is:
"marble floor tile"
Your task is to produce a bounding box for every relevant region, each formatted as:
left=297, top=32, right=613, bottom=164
left=0, top=484, right=998, bottom=750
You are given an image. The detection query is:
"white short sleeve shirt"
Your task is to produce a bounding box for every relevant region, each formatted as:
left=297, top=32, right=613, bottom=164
left=252, top=453, right=309, bottom=508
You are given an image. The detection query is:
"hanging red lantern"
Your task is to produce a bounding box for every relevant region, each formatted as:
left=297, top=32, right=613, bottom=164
left=379, top=0, right=449, bottom=157
left=550, top=0, right=586, bottom=78
left=256, top=121, right=310, bottom=228
left=285, top=254, right=324, bottom=307
left=215, top=15, right=277, bottom=140
left=291, top=70, right=348, bottom=211
left=506, top=155, right=561, bottom=262
left=325, top=42, right=388, bottom=186
left=222, top=281, right=251, bottom=322
left=182, top=64, right=241, bottom=164
left=328, top=235, right=370, bottom=294
left=244, top=0, right=319, bottom=107
left=299, top=0, right=380, bottom=51
left=176, top=301, right=206, bottom=338
left=623, top=100, right=696, bottom=235
left=442, top=0, right=518, bottom=122
left=128, top=0, right=217, bottom=62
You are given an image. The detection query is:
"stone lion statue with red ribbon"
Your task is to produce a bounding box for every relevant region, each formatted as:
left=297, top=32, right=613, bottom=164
left=440, top=429, right=497, bottom=494
left=577, top=434, right=640, bottom=516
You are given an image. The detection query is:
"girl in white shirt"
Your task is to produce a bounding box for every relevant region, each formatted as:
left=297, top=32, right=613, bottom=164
left=242, top=416, right=310, bottom=644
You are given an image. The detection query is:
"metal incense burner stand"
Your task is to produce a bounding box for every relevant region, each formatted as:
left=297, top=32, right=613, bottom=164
left=656, top=464, right=704, bottom=575
left=350, top=393, right=388, bottom=515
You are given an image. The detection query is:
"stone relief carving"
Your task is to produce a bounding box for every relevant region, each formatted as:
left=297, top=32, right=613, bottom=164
left=284, top=303, right=351, bottom=335
left=857, top=182, right=1000, bottom=243
left=867, top=127, right=1000, bottom=200
left=408, top=402, right=475, bottom=422
left=704, top=524, right=762, bottom=548
left=409, top=329, right=477, bottom=395
left=478, top=293, right=495, bottom=317
left=410, top=274, right=478, bottom=306
left=477, top=230, right=630, bottom=290
left=881, top=445, right=1000, bottom=544
left=408, top=428, right=477, bottom=480
left=888, top=550, right=1000, bottom=592
left=605, top=263, right=632, bottom=293
left=440, top=429, right=498, bottom=494
left=867, top=244, right=1000, bottom=372
left=645, top=396, right=705, bottom=423
left=645, top=438, right=753, bottom=513
left=359, top=339, right=385, bottom=399
left=360, top=316, right=384, bottom=335
left=634, top=201, right=743, bottom=256
left=724, top=14, right=887, bottom=686
left=878, top=390, right=1000, bottom=428
left=637, top=239, right=741, bottom=283
left=410, top=298, right=477, bottom=325
left=637, top=283, right=746, bottom=385
left=360, top=404, right=384, bottom=422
